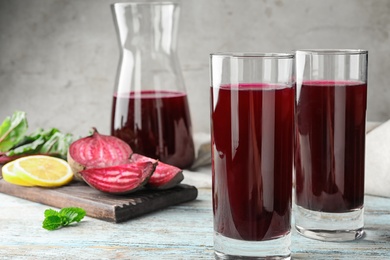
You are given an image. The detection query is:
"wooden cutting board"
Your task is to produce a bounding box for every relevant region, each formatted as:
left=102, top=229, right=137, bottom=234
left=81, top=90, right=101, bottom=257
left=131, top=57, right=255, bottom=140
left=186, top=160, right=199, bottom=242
left=0, top=179, right=198, bottom=223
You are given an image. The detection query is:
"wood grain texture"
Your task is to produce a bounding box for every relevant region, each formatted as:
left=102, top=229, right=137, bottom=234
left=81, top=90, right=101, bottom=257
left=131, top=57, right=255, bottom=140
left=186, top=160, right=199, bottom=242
left=1, top=189, right=389, bottom=259
left=0, top=180, right=198, bottom=223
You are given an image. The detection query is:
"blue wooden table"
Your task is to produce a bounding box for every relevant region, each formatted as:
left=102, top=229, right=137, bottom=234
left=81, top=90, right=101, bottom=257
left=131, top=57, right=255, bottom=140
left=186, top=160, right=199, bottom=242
left=0, top=187, right=389, bottom=259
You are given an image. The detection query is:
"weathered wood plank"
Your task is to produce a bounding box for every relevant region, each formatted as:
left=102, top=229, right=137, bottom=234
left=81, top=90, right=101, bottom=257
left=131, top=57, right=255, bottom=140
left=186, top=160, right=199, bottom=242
left=0, top=189, right=389, bottom=259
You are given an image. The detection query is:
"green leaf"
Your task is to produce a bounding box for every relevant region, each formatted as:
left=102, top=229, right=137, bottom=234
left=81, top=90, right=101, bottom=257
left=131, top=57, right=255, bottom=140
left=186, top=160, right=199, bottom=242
left=0, top=111, right=74, bottom=164
left=60, top=215, right=71, bottom=227
left=5, top=137, right=46, bottom=156
left=44, top=208, right=60, bottom=218
left=6, top=128, right=54, bottom=156
left=42, top=215, right=63, bottom=231
left=42, top=207, right=86, bottom=231
left=59, top=207, right=86, bottom=223
left=5, top=127, right=73, bottom=159
left=39, top=132, right=73, bottom=159
left=12, top=128, right=45, bottom=148
left=0, top=111, right=28, bottom=152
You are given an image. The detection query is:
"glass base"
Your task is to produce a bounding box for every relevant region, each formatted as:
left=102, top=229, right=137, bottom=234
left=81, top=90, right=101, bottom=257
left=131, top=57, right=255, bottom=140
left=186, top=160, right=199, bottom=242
left=294, top=205, right=364, bottom=241
left=214, top=231, right=291, bottom=259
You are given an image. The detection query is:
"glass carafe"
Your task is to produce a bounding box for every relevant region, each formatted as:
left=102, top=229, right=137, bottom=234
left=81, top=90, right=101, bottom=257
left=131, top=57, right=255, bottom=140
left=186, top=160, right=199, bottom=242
left=110, top=1, right=195, bottom=169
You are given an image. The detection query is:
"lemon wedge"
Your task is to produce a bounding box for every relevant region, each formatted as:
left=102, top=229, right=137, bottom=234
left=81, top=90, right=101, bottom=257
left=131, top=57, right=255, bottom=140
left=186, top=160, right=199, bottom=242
left=9, top=155, right=74, bottom=187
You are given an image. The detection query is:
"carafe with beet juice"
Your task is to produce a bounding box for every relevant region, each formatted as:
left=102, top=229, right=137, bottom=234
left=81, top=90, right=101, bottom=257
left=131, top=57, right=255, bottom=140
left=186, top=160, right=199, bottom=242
left=110, top=2, right=195, bottom=169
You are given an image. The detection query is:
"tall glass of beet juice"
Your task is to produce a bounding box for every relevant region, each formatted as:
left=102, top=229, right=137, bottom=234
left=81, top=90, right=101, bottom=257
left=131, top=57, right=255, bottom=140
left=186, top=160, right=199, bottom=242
left=110, top=2, right=195, bottom=169
left=210, top=53, right=295, bottom=259
left=295, top=49, right=368, bottom=241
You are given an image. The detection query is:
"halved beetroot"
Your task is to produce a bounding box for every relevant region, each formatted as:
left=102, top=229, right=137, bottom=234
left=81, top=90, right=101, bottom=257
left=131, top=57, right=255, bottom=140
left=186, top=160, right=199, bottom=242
left=79, top=160, right=156, bottom=194
left=67, top=128, right=133, bottom=180
left=130, top=153, right=184, bottom=190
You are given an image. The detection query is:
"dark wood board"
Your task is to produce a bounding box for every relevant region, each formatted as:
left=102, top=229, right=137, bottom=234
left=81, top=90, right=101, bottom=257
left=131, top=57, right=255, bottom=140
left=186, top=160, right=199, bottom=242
left=0, top=179, right=198, bottom=223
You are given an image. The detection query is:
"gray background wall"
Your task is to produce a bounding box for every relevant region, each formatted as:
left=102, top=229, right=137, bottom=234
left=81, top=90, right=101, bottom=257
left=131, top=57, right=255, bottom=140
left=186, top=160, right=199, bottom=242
left=0, top=0, right=389, bottom=137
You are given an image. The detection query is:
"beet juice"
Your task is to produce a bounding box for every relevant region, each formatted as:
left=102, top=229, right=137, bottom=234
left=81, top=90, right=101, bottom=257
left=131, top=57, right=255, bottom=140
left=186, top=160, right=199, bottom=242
left=211, top=83, right=294, bottom=241
left=295, top=80, right=367, bottom=213
left=111, top=90, right=195, bottom=169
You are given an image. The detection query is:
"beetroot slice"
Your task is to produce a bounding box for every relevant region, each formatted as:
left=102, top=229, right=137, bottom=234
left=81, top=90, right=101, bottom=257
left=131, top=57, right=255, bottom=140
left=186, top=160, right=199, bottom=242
left=79, top=161, right=156, bottom=194
left=130, top=153, right=184, bottom=190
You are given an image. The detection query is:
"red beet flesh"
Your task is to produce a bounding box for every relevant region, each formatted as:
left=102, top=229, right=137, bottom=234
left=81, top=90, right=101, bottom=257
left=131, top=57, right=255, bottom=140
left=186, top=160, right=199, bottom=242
left=80, top=161, right=156, bottom=194
left=130, top=153, right=184, bottom=189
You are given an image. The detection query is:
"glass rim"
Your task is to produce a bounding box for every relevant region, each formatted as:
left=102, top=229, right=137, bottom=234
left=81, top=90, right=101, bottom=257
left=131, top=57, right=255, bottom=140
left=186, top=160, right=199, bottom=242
left=210, top=52, right=295, bottom=59
left=296, top=49, right=368, bottom=55
left=112, top=1, right=178, bottom=7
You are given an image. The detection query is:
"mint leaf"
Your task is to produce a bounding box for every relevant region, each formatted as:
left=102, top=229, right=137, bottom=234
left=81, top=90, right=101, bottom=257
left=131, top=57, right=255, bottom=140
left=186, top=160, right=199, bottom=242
left=42, top=215, right=63, bottom=231
left=44, top=208, right=60, bottom=218
left=42, top=207, right=86, bottom=231
left=59, top=207, right=86, bottom=223
left=0, top=111, right=28, bottom=152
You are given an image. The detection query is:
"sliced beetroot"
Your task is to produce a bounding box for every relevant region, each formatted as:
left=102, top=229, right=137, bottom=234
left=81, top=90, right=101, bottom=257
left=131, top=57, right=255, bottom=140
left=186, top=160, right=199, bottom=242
left=67, top=128, right=132, bottom=179
left=79, top=161, right=156, bottom=194
left=130, top=153, right=184, bottom=190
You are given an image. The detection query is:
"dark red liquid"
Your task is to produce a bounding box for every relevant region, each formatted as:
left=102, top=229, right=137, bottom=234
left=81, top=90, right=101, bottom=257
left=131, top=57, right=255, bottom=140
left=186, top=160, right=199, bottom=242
left=111, top=90, right=195, bottom=169
left=295, top=80, right=367, bottom=213
left=211, top=84, right=294, bottom=241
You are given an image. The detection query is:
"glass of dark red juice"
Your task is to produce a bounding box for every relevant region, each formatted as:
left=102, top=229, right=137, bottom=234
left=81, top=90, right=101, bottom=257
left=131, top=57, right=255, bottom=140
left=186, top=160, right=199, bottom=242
left=210, top=53, right=295, bottom=259
left=295, top=49, right=368, bottom=241
left=110, top=2, right=195, bottom=169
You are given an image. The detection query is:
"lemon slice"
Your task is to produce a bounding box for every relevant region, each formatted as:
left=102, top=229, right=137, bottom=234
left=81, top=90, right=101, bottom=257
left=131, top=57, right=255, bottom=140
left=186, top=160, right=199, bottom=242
left=2, top=161, right=34, bottom=186
left=13, top=155, right=74, bottom=187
